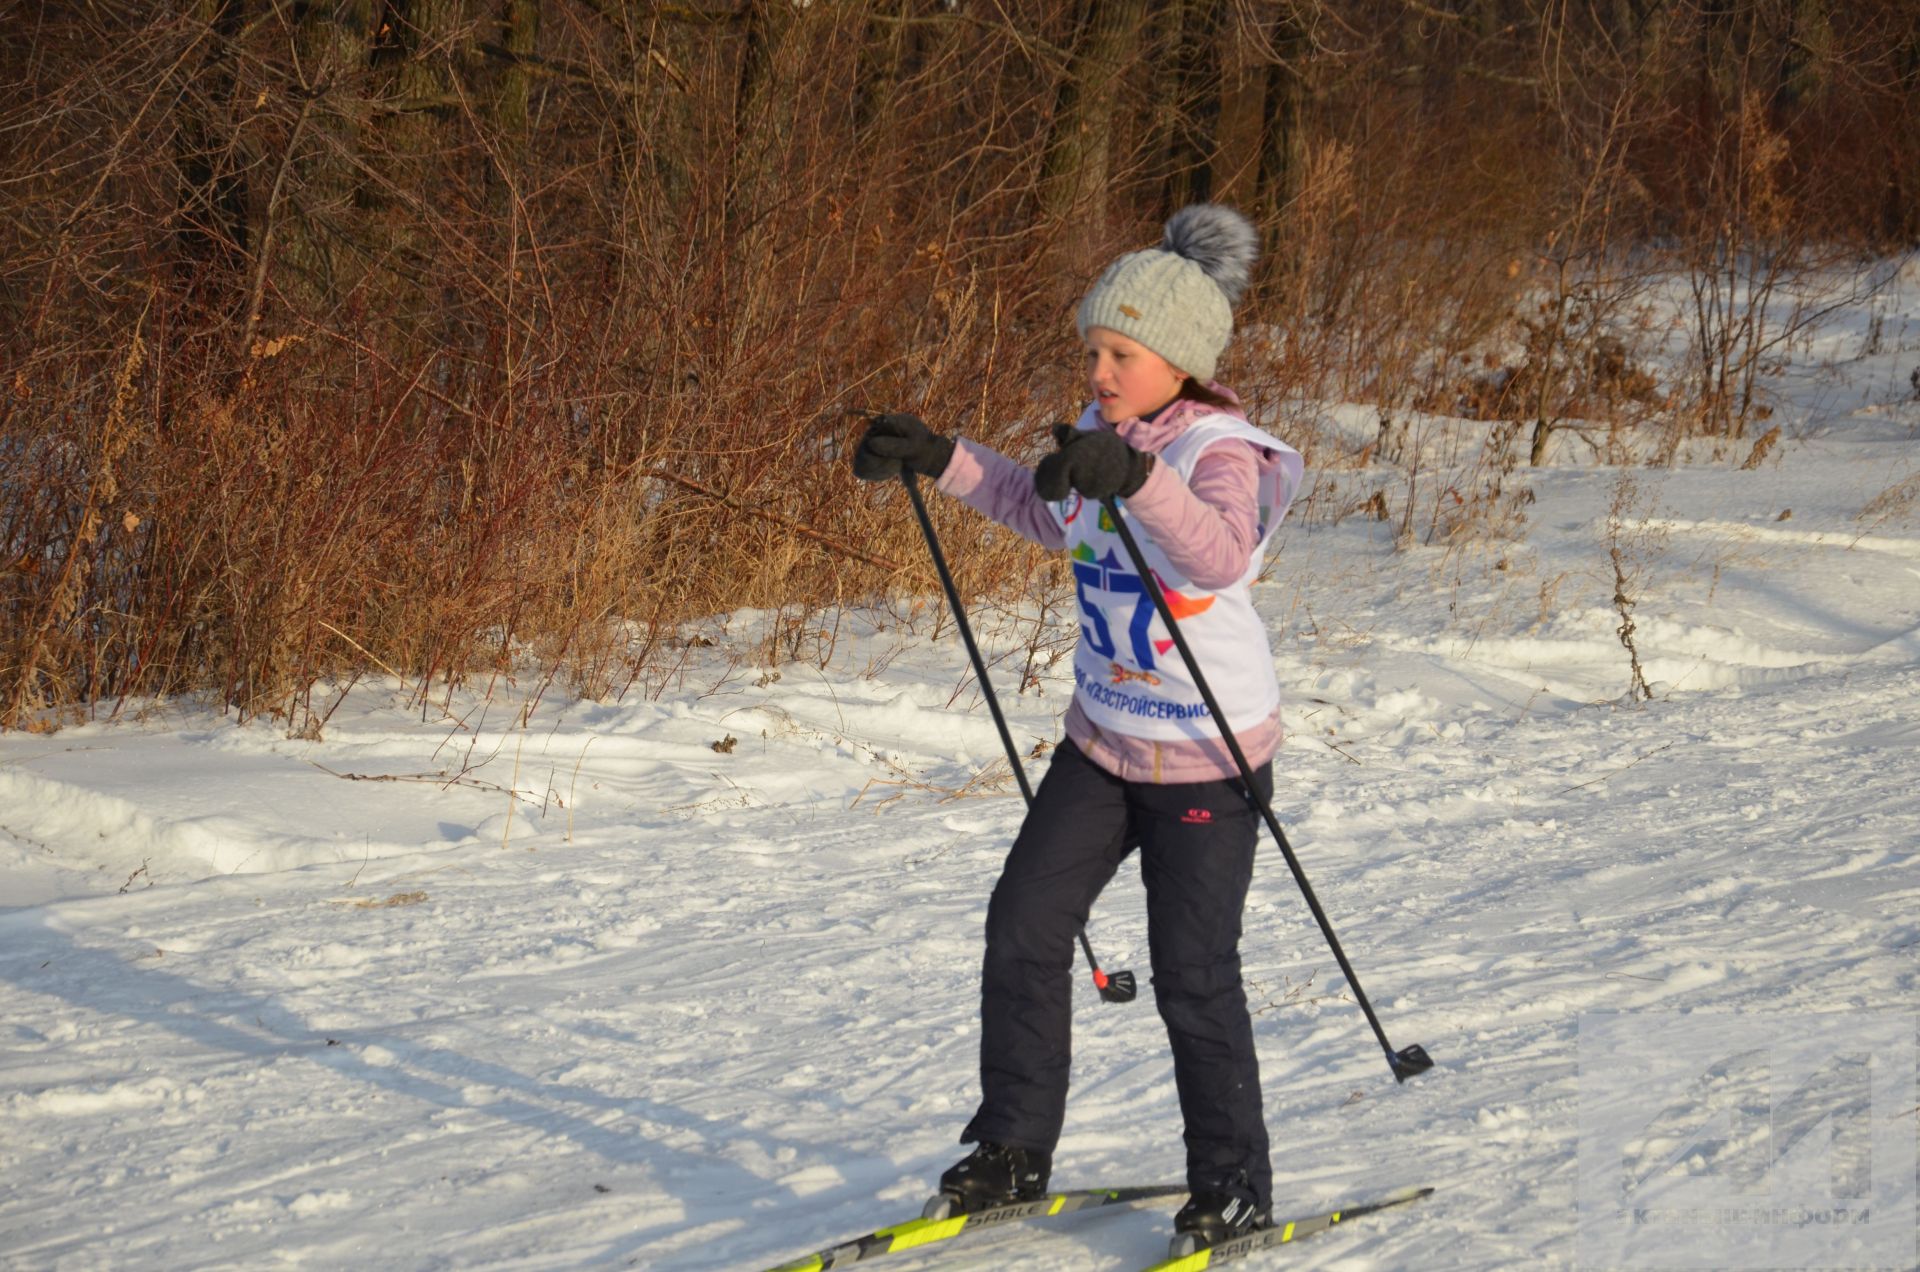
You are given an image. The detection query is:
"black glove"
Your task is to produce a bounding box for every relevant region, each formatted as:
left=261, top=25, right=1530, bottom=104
left=1034, top=423, right=1153, bottom=502
left=852, top=413, right=957, bottom=483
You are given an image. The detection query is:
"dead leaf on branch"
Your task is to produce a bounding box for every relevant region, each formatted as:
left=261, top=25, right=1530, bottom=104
left=250, top=334, right=306, bottom=359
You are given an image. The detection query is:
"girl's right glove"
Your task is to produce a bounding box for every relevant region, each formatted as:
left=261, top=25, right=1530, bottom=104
left=853, top=413, right=956, bottom=482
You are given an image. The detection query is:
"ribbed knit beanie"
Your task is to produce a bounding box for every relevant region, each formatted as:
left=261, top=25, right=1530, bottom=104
left=1076, top=204, right=1259, bottom=383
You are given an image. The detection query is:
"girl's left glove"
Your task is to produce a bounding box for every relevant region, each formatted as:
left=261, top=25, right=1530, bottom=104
left=1034, top=423, right=1153, bottom=501
left=853, top=413, right=957, bottom=482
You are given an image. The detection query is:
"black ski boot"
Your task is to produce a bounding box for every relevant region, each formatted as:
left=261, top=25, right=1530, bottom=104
left=1169, top=1188, right=1269, bottom=1257
left=921, top=1142, right=1052, bottom=1219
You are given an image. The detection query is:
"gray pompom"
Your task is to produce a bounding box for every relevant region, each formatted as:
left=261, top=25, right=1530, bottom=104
left=1160, top=204, right=1258, bottom=306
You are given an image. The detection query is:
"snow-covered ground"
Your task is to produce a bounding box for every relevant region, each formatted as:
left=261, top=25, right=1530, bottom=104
left=4, top=269, right=1919, bottom=1270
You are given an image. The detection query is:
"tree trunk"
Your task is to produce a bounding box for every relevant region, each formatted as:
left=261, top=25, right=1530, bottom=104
left=728, top=0, right=799, bottom=350
left=853, top=0, right=913, bottom=141
left=495, top=0, right=538, bottom=164
left=174, top=0, right=250, bottom=303
left=734, top=0, right=797, bottom=203
left=278, top=0, right=378, bottom=311
left=1158, top=0, right=1222, bottom=214
left=492, top=0, right=538, bottom=424
left=1040, top=0, right=1150, bottom=257
left=1258, top=15, right=1307, bottom=220
left=382, top=0, right=469, bottom=338
left=1210, top=7, right=1267, bottom=210
left=1885, top=9, right=1920, bottom=242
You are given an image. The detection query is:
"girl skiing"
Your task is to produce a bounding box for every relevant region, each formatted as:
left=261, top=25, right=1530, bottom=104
left=852, top=205, right=1303, bottom=1252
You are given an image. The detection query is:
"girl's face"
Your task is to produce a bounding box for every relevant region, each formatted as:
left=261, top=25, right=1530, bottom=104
left=1084, top=327, right=1185, bottom=424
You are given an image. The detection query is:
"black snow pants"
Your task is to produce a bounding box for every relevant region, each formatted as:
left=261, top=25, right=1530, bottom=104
left=960, top=737, right=1273, bottom=1209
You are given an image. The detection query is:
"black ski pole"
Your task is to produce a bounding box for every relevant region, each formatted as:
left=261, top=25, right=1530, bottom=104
left=900, top=470, right=1137, bottom=1004
left=1097, top=494, right=1432, bottom=1082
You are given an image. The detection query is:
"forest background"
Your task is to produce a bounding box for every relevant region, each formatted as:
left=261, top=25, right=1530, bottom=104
left=4, top=0, right=1918, bottom=735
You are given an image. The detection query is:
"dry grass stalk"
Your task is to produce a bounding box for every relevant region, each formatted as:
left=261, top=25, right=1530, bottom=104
left=1605, top=475, right=1658, bottom=704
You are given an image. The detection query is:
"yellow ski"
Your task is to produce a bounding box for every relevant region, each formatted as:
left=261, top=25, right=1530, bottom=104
left=762, top=1184, right=1187, bottom=1271
left=1141, top=1185, right=1432, bottom=1270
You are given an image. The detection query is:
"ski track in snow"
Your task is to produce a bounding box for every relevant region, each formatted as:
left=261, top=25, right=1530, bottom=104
left=4, top=282, right=1920, bottom=1270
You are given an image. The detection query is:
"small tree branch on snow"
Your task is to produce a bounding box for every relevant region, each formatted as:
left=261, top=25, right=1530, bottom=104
left=1606, top=475, right=1656, bottom=704
left=1610, top=541, right=1652, bottom=703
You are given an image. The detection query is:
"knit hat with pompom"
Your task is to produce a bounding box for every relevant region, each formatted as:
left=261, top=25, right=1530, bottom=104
left=1075, top=204, right=1258, bottom=383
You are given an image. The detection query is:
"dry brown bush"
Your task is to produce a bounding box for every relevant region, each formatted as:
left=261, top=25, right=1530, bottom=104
left=3, top=0, right=1915, bottom=728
